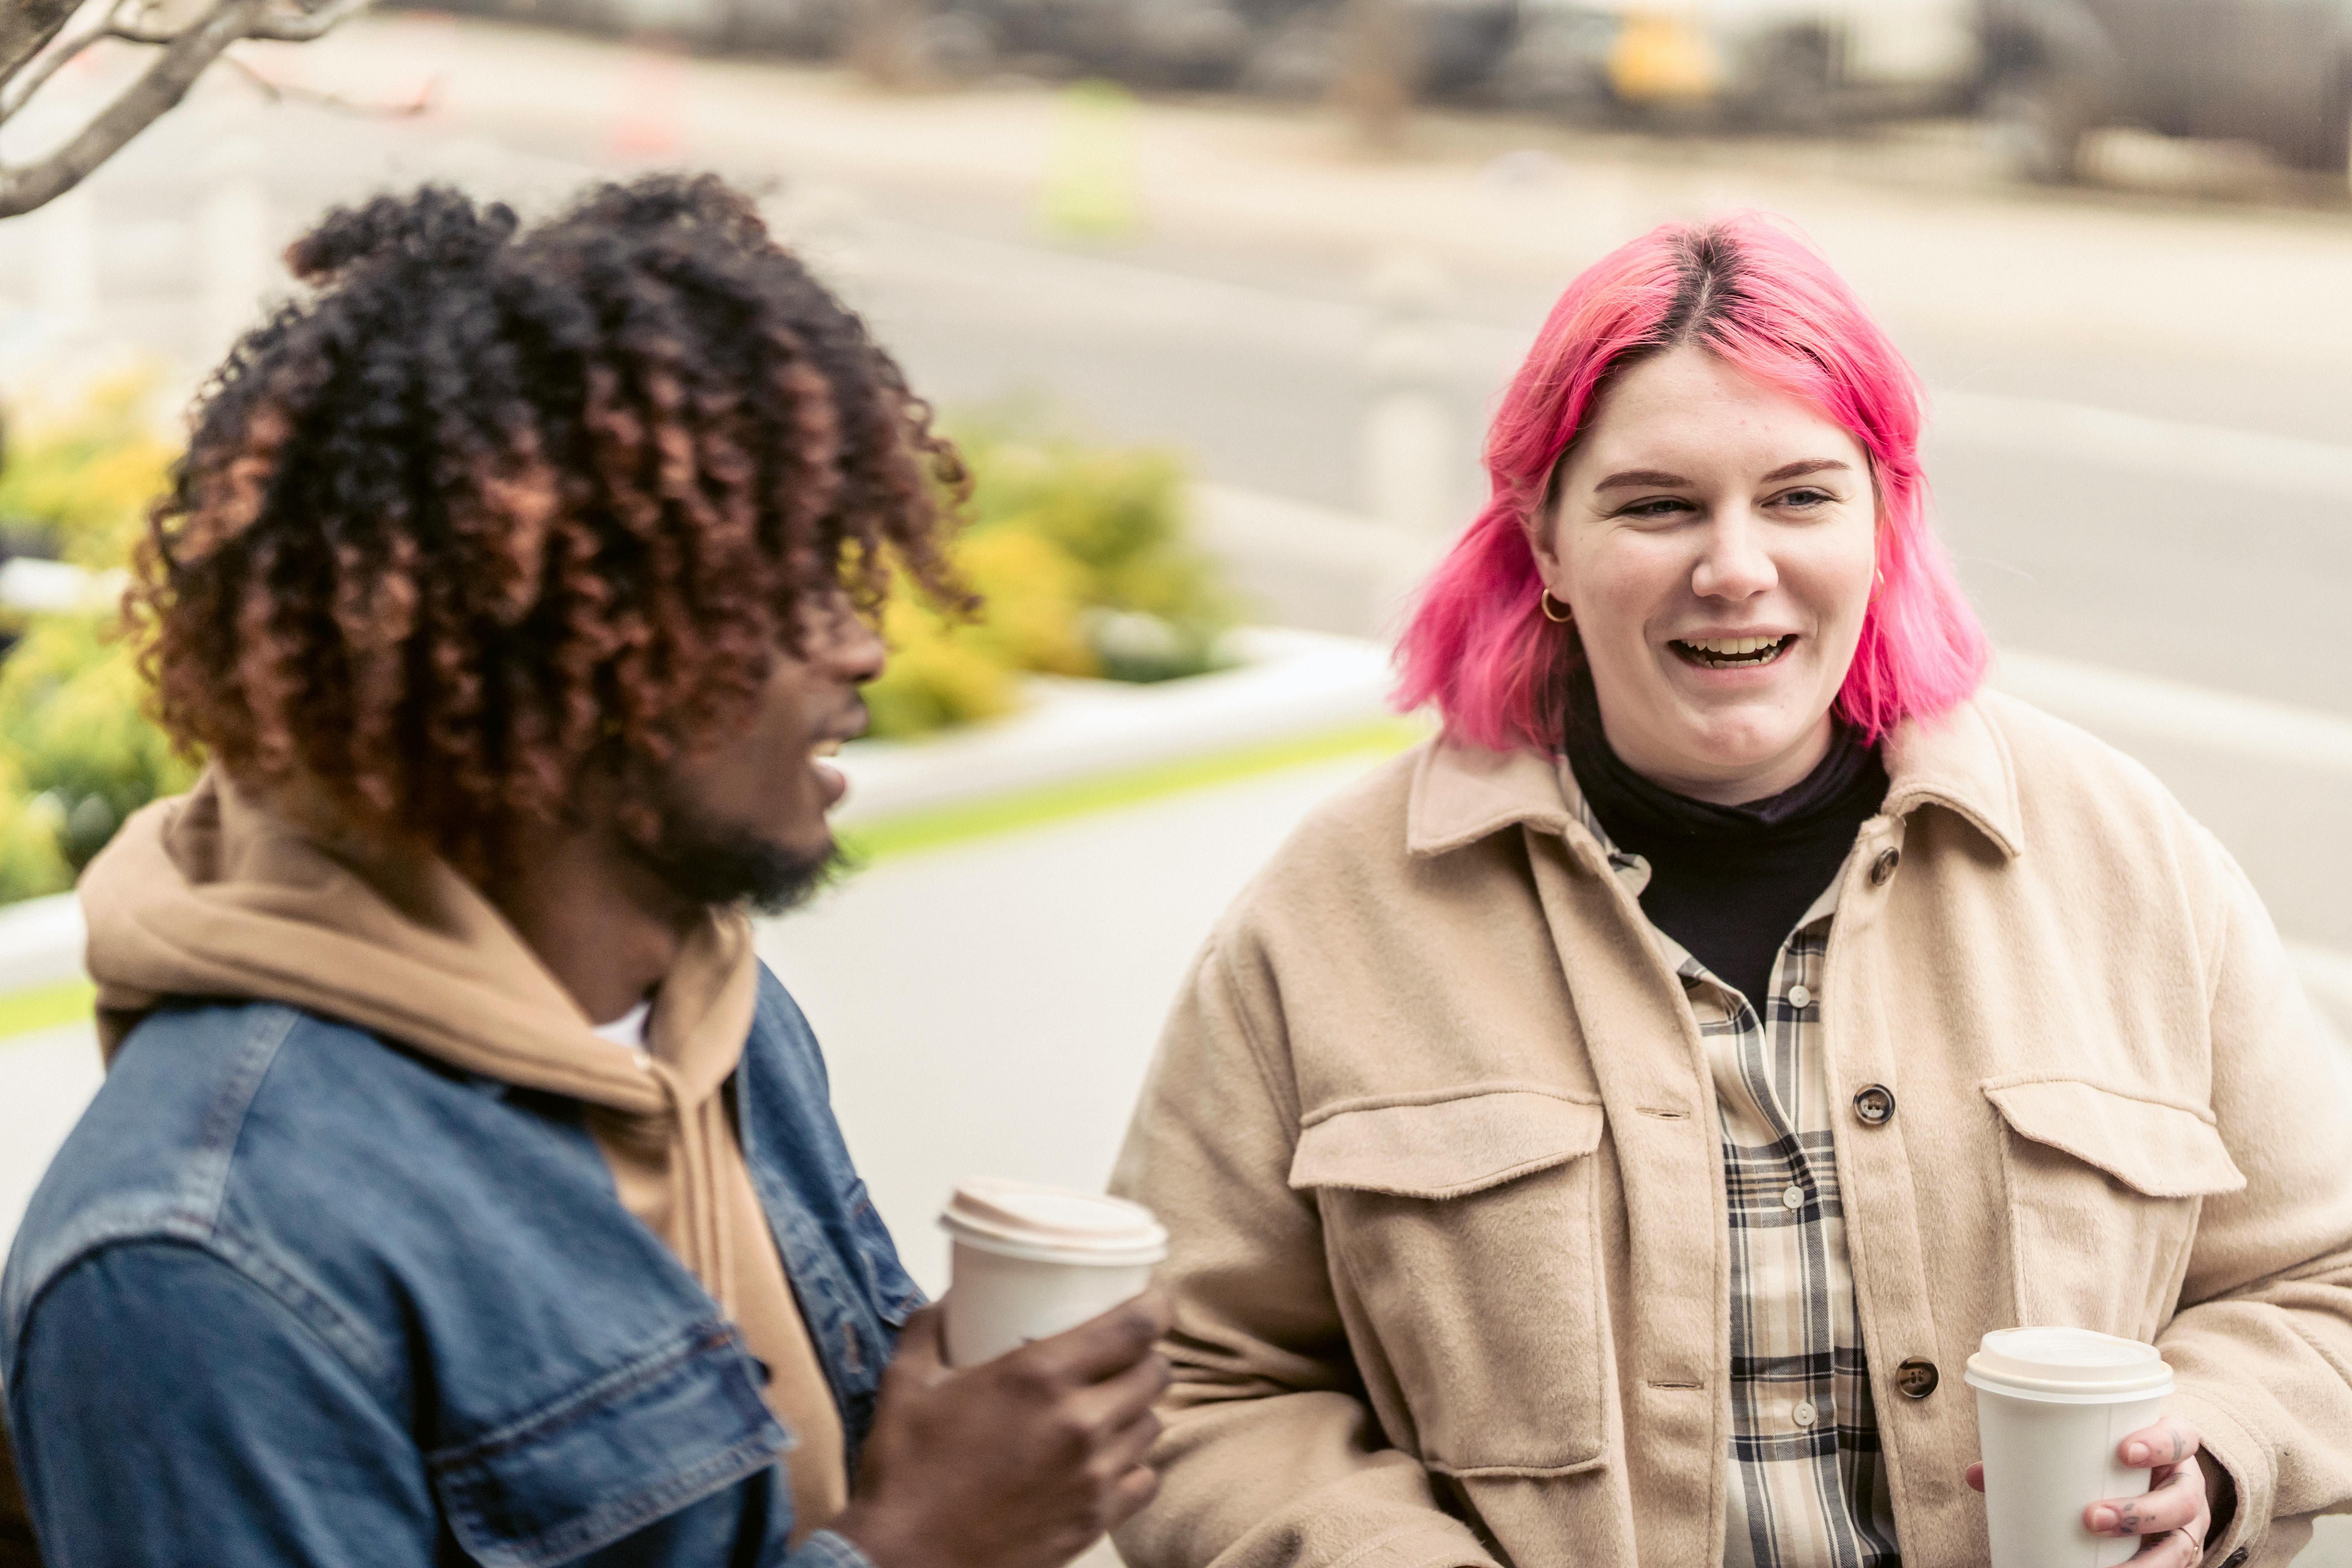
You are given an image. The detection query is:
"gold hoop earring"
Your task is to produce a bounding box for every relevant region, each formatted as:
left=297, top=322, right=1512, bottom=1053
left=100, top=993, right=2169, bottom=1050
left=1539, top=590, right=1573, bottom=625
left=1873, top=567, right=1886, bottom=599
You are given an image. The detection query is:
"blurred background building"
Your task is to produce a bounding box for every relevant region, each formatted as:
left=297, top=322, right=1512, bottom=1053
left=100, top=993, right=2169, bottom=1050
left=1, top=2, right=2350, bottom=1558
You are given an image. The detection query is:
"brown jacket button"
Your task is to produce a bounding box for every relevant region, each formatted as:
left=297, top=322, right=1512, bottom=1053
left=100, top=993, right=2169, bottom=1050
left=1869, top=847, right=1901, bottom=886
left=1853, top=1085, right=1896, bottom=1126
left=1895, top=1357, right=1939, bottom=1398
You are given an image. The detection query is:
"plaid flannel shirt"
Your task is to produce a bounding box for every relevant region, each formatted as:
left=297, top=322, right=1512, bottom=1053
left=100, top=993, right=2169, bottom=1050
left=1570, top=782, right=1902, bottom=1568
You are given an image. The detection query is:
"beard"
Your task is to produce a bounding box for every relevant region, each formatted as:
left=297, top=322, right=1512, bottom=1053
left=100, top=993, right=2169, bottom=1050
left=622, top=780, right=848, bottom=916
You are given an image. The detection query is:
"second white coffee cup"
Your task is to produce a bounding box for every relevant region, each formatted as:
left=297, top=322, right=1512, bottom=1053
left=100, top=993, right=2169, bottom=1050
left=939, top=1177, right=1169, bottom=1367
left=1966, top=1327, right=2175, bottom=1568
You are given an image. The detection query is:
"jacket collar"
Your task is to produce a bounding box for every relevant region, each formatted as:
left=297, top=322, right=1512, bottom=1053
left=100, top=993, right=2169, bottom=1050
left=1406, top=691, right=2023, bottom=861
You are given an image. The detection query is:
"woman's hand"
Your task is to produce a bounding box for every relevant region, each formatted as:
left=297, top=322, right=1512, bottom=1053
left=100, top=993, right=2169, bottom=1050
left=1964, top=1415, right=2233, bottom=1568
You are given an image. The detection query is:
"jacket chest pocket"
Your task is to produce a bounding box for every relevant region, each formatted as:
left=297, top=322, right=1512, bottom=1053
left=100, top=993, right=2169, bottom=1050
left=1983, top=1078, right=2246, bottom=1335
left=1289, top=1087, right=1610, bottom=1477
left=428, top=1324, right=787, bottom=1567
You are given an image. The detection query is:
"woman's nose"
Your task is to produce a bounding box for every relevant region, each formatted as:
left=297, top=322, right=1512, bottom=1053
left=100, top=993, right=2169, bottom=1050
left=1690, top=512, right=1777, bottom=603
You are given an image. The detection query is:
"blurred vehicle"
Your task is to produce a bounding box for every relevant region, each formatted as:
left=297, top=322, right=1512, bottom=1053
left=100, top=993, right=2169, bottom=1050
left=1981, top=0, right=2352, bottom=183
left=1548, top=0, right=1981, bottom=126
left=399, top=0, right=1979, bottom=116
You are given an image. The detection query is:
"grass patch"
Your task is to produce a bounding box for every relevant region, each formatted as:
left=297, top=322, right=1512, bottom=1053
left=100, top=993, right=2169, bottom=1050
left=841, top=718, right=1423, bottom=864
left=0, top=719, right=1427, bottom=1041
left=0, top=978, right=95, bottom=1045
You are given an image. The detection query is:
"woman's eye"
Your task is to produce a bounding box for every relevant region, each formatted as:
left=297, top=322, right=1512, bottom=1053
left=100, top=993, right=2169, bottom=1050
left=1620, top=496, right=1694, bottom=519
left=1775, top=487, right=1835, bottom=510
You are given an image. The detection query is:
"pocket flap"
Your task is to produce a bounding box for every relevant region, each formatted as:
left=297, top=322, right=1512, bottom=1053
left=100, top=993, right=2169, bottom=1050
left=1983, top=1079, right=2246, bottom=1199
left=1290, top=1089, right=1605, bottom=1199
left=429, top=1324, right=786, bottom=1568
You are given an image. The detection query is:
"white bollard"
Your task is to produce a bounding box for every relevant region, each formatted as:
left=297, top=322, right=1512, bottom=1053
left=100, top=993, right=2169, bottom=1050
left=1360, top=250, right=1455, bottom=539
left=1357, top=251, right=1463, bottom=635
left=32, top=184, right=99, bottom=336
left=197, top=132, right=273, bottom=361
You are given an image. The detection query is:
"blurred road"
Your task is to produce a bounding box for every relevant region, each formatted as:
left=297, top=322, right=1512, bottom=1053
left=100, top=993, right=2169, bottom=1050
left=2, top=16, right=2344, bottom=968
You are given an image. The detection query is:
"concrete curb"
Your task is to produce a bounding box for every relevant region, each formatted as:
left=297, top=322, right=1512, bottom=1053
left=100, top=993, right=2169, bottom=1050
left=0, top=627, right=1396, bottom=1012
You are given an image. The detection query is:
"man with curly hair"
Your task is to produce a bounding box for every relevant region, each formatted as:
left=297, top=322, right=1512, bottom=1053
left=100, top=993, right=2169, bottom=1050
left=0, top=178, right=1167, bottom=1568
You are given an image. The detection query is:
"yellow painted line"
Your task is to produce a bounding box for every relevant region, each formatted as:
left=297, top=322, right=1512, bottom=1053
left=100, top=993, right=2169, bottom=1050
left=0, top=979, right=95, bottom=1047
left=839, top=717, right=1421, bottom=864
left=0, top=719, right=1424, bottom=1042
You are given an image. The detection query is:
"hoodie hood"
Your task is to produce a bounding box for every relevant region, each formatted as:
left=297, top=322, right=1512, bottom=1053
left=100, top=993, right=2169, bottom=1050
left=80, top=768, right=753, bottom=1112
left=77, top=769, right=851, bottom=1536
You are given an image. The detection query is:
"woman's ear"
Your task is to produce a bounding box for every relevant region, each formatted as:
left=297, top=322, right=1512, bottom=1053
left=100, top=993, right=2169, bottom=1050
left=1523, top=488, right=1567, bottom=592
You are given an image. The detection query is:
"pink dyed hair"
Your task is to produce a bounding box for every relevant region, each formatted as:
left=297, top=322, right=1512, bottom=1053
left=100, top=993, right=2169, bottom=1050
left=1393, top=213, right=1988, bottom=754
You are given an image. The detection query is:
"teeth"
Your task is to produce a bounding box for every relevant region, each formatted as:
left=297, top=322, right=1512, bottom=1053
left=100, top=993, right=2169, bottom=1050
left=811, top=740, right=843, bottom=758
left=1683, top=636, right=1786, bottom=657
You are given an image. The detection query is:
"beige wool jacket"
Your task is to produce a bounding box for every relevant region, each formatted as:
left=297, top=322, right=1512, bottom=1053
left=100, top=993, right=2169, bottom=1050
left=1109, top=692, right=2352, bottom=1568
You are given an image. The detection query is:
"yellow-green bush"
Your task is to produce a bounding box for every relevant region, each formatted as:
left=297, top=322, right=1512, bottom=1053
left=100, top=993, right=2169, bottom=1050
left=0, top=391, right=1238, bottom=898
left=0, top=613, right=196, bottom=875
left=0, top=372, right=175, bottom=570
left=862, top=419, right=1235, bottom=738
left=0, top=376, right=187, bottom=897
left=0, top=757, right=70, bottom=904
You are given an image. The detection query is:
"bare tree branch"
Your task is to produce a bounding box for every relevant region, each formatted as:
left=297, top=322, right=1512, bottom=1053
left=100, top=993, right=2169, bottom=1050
left=0, top=0, right=88, bottom=91
left=0, top=6, right=114, bottom=120
left=0, top=0, right=266, bottom=217
left=246, top=0, right=367, bottom=42
left=0, top=0, right=372, bottom=218
left=221, top=47, right=431, bottom=116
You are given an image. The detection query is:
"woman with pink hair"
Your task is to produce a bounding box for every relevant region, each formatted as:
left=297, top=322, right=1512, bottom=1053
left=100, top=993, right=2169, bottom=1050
left=1111, top=216, right=2352, bottom=1568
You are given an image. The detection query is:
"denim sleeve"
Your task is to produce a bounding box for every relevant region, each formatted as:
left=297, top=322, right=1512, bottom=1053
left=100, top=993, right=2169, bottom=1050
left=8, top=1241, right=439, bottom=1567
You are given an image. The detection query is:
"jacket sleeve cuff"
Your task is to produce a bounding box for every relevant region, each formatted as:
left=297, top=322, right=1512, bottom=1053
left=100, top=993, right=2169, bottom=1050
left=789, top=1529, right=878, bottom=1568
left=2165, top=1384, right=2270, bottom=1567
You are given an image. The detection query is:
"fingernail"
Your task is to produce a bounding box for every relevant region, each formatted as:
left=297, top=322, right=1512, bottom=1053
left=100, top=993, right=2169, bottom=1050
left=2090, top=1507, right=2120, bottom=1533
left=2124, top=1443, right=2149, bottom=1464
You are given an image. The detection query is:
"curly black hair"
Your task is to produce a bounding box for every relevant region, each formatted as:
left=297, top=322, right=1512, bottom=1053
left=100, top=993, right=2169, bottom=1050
left=130, top=174, right=969, bottom=875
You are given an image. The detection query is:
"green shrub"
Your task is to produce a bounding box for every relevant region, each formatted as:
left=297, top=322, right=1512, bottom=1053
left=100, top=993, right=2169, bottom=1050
left=0, top=372, right=175, bottom=570
left=0, top=377, right=187, bottom=895
left=862, top=416, right=1235, bottom=738
left=0, top=392, right=1241, bottom=897
left=0, top=614, right=196, bottom=872
left=0, top=757, right=70, bottom=903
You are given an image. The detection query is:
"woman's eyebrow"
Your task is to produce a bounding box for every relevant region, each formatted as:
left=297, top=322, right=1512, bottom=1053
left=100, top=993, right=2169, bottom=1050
left=1593, top=468, right=1693, bottom=492
left=1761, top=459, right=1853, bottom=482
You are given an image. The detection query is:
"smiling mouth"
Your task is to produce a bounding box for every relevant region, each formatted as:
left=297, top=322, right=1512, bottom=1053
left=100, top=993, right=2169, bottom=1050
left=1672, top=635, right=1795, bottom=670
left=811, top=739, right=844, bottom=759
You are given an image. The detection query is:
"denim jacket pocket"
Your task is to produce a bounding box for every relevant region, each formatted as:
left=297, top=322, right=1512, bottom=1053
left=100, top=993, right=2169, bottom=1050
left=1289, top=1087, right=1609, bottom=1477
left=1982, top=1076, right=2246, bottom=1334
left=428, top=1322, right=787, bottom=1568
left=845, top=1179, right=924, bottom=1330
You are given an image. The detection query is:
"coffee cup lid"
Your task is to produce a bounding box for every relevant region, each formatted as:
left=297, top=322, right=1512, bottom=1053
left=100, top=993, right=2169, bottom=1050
left=940, top=1178, right=1170, bottom=1267
left=1963, top=1327, right=2174, bottom=1403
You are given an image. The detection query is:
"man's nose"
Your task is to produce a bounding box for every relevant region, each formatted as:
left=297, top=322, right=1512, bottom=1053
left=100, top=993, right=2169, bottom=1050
left=1690, top=510, right=1777, bottom=602
left=826, top=607, right=888, bottom=684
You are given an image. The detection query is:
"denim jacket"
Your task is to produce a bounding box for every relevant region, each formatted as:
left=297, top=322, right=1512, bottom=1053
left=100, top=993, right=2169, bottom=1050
left=0, top=965, right=924, bottom=1566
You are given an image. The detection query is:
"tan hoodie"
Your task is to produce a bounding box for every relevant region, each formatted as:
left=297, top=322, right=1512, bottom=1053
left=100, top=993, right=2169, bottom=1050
left=78, top=771, right=848, bottom=1543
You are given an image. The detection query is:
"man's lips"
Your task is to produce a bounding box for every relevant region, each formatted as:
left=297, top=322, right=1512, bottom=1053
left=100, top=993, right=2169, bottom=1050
left=809, top=740, right=849, bottom=807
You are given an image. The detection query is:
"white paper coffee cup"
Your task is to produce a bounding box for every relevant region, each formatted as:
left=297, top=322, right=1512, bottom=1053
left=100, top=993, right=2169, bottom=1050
left=939, top=1178, right=1169, bottom=1368
left=1966, top=1327, right=2175, bottom=1568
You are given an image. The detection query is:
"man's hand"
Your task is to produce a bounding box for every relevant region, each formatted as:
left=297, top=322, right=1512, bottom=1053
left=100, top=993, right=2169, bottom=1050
left=829, top=1293, right=1173, bottom=1568
left=1964, top=1414, right=2231, bottom=1567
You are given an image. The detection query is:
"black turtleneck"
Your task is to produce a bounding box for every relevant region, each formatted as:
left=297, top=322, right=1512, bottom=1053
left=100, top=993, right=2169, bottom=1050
left=1561, top=672, right=1889, bottom=1010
